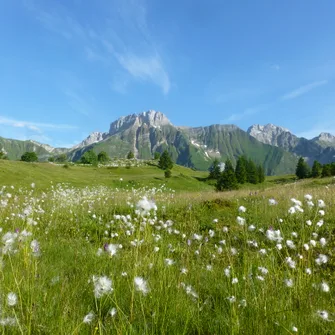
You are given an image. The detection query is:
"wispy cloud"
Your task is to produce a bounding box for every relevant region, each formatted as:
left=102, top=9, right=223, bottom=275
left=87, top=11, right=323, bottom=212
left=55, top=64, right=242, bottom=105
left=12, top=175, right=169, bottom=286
left=64, top=91, right=92, bottom=116
left=0, top=116, right=77, bottom=131
left=223, top=104, right=271, bottom=123
left=281, top=80, right=328, bottom=100
left=25, top=0, right=171, bottom=94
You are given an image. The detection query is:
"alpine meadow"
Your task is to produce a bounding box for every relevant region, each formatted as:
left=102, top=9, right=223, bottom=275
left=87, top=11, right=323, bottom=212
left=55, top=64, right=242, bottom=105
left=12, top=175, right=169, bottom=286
left=2, top=0, right=335, bottom=334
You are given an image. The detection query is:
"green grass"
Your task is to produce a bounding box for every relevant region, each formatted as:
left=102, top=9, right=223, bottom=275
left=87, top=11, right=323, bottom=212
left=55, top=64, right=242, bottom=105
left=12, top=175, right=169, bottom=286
left=0, top=160, right=334, bottom=334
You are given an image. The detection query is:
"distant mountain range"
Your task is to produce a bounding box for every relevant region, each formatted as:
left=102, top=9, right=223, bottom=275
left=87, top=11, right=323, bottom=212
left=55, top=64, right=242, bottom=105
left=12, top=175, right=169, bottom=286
left=1, top=110, right=335, bottom=175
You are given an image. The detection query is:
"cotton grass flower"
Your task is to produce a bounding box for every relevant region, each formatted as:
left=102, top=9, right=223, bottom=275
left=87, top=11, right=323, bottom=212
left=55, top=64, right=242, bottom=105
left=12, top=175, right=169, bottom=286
left=320, top=282, right=330, bottom=293
left=93, top=275, right=113, bottom=298
left=316, top=310, right=329, bottom=320
left=284, top=279, right=294, bottom=287
left=317, top=199, right=326, bottom=208
left=236, top=216, right=245, bottom=226
left=7, top=292, right=17, bottom=306
left=83, top=312, right=95, bottom=324
left=315, top=254, right=328, bottom=265
left=134, top=277, right=149, bottom=295
left=109, top=307, right=117, bottom=317
left=238, top=206, right=246, bottom=213
left=268, top=198, right=277, bottom=205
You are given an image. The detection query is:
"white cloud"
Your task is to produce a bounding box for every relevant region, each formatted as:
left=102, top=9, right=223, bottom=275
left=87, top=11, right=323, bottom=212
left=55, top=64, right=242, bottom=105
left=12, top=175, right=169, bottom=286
left=25, top=0, right=171, bottom=94
left=0, top=116, right=77, bottom=131
left=281, top=80, right=328, bottom=100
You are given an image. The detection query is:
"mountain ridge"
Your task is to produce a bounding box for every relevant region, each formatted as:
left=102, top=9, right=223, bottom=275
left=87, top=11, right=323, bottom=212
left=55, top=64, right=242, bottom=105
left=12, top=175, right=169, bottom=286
left=1, top=110, right=334, bottom=174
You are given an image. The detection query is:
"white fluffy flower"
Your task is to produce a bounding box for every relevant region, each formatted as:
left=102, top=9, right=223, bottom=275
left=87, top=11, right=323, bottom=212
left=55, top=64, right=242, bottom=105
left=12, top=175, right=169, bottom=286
left=83, top=312, right=95, bottom=324
left=266, top=229, right=283, bottom=242
left=236, top=216, right=245, bottom=226
left=320, top=281, right=330, bottom=293
left=136, top=197, right=157, bottom=215
left=315, top=254, right=328, bottom=265
left=304, top=194, right=313, bottom=201
left=7, top=292, right=17, bottom=307
left=317, top=199, right=326, bottom=208
left=317, top=310, right=329, bottom=320
left=286, top=240, right=296, bottom=249
left=284, top=279, right=294, bottom=287
left=134, top=277, right=149, bottom=295
left=320, top=238, right=327, bottom=247
left=232, top=278, right=238, bottom=284
left=93, top=276, right=113, bottom=298
left=286, top=257, right=296, bottom=269
left=268, top=198, right=277, bottom=205
left=238, top=206, right=246, bottom=213
left=109, top=307, right=117, bottom=317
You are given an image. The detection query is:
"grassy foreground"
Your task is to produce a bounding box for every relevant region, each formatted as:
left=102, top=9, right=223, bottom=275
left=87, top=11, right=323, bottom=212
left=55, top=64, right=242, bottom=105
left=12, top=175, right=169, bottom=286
left=0, top=161, right=334, bottom=334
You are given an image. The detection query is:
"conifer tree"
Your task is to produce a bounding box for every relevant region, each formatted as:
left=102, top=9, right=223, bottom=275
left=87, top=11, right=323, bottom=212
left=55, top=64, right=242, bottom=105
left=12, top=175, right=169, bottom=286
left=158, top=150, right=173, bottom=170
left=216, top=159, right=238, bottom=191
left=209, top=158, right=221, bottom=180
left=331, top=162, right=335, bottom=176
left=257, top=164, right=265, bottom=183
left=235, top=156, right=247, bottom=184
left=246, top=159, right=259, bottom=184
left=311, top=160, right=322, bottom=178
left=295, top=157, right=310, bottom=179
left=321, top=164, right=332, bottom=178
left=127, top=151, right=135, bottom=159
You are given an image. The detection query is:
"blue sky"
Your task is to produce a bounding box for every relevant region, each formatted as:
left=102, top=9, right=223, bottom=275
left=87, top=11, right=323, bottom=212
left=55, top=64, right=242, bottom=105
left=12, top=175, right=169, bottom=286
left=1, top=0, right=335, bottom=147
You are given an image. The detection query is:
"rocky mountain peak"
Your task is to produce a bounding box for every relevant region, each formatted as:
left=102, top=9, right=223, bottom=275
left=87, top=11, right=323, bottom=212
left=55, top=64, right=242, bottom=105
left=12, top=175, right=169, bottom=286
left=315, top=132, right=335, bottom=143
left=72, top=131, right=107, bottom=150
left=109, top=110, right=171, bottom=135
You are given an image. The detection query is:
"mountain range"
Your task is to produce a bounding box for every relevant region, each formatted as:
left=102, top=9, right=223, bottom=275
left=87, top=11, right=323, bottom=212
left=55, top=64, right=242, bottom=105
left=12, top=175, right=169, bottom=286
left=1, top=110, right=335, bottom=175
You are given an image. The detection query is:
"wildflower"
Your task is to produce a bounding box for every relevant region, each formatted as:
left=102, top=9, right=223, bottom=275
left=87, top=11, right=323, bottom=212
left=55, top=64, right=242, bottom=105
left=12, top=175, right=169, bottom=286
left=305, top=268, right=312, bottom=275
left=136, top=196, right=157, bottom=215
left=208, top=229, right=215, bottom=238
left=222, top=226, right=229, bottom=233
left=7, top=292, right=17, bottom=306
left=256, top=275, right=265, bottom=281
left=106, top=244, right=119, bottom=257
left=276, top=243, right=283, bottom=250
left=310, top=240, right=317, bottom=247
left=181, top=268, right=188, bottom=274
left=236, top=216, right=245, bottom=226
left=248, top=225, right=256, bottom=231
left=31, top=183, right=35, bottom=188
left=316, top=220, right=324, bottom=228
left=232, top=278, right=238, bottom=284
left=319, top=210, right=325, bottom=216
left=213, top=218, right=218, bottom=223
left=121, top=272, right=128, bottom=277
left=258, top=267, right=268, bottom=275
left=320, top=238, right=327, bottom=247
left=315, top=254, right=328, bottom=265
left=224, top=267, right=231, bottom=277
left=93, top=276, right=113, bottom=298
left=231, top=248, right=238, bottom=255
left=321, top=282, right=330, bottom=293
left=286, top=240, right=296, bottom=249
left=193, top=233, right=202, bottom=241
left=227, top=296, right=236, bottom=303
left=109, top=308, right=117, bottom=317
left=291, top=198, right=302, bottom=206
left=303, top=243, right=310, bottom=251
left=268, top=198, right=277, bottom=205
left=30, top=240, right=40, bottom=256
left=154, top=246, right=160, bottom=252
left=288, top=207, right=296, bottom=214
left=96, top=248, right=103, bottom=256
left=259, top=249, right=267, bottom=255
left=292, top=326, right=298, bottom=332
left=83, top=312, right=95, bottom=324
left=291, top=232, right=298, bottom=238
left=284, top=279, right=294, bottom=287
left=266, top=229, right=283, bottom=242
left=206, top=265, right=213, bottom=271
left=286, top=257, right=296, bottom=269
left=239, top=299, right=247, bottom=307
left=306, top=220, right=312, bottom=226
left=304, top=194, right=313, bottom=201
left=316, top=310, right=329, bottom=320
left=307, top=201, right=314, bottom=207
left=238, top=206, right=246, bottom=213
left=165, top=258, right=174, bottom=266
left=317, top=200, right=326, bottom=208
left=134, top=277, right=149, bottom=295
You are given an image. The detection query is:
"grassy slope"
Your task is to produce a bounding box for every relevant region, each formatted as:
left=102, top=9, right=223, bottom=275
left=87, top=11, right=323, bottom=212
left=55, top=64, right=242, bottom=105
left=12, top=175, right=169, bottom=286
left=0, top=160, right=211, bottom=192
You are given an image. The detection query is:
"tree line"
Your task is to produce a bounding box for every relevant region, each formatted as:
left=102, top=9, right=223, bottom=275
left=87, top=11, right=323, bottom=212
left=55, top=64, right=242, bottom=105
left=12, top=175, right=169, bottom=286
left=209, top=156, right=265, bottom=191
left=296, top=157, right=335, bottom=179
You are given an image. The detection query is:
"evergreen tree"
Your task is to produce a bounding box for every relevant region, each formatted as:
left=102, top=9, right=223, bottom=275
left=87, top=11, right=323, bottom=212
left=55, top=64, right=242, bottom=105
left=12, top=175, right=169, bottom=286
left=295, top=157, right=310, bottom=179
left=209, top=158, right=221, bottom=180
left=246, top=159, right=259, bottom=184
left=257, top=165, right=265, bottom=183
left=311, top=160, right=322, bottom=178
left=98, top=151, right=109, bottom=164
left=154, top=152, right=160, bottom=160
left=321, top=164, right=332, bottom=177
left=235, top=156, right=247, bottom=184
left=80, top=150, right=97, bottom=164
left=55, top=154, right=67, bottom=163
left=127, top=151, right=135, bottom=159
left=216, top=159, right=238, bottom=191
left=331, top=162, right=335, bottom=176
left=158, top=150, right=173, bottom=170
left=21, top=152, right=38, bottom=162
